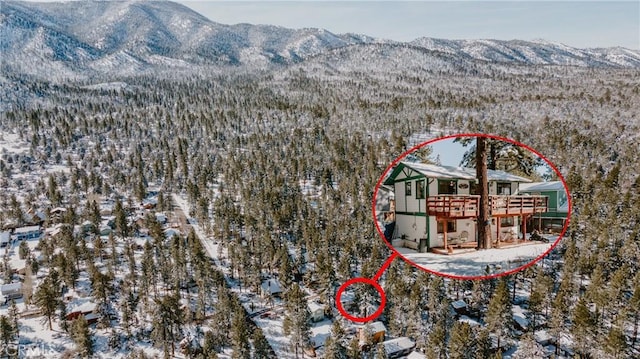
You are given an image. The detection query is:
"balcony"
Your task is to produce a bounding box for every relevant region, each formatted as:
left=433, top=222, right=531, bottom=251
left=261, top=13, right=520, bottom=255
left=426, top=195, right=548, bottom=219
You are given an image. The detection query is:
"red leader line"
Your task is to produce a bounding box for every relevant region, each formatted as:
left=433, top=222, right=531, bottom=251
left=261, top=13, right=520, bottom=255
left=372, top=252, right=399, bottom=282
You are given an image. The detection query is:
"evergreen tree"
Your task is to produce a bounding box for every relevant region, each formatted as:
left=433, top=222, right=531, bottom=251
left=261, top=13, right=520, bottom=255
left=33, top=275, right=60, bottom=330
left=474, top=328, right=492, bottom=359
left=511, top=332, right=544, bottom=359
left=231, top=305, right=251, bottom=359
left=484, top=278, right=512, bottom=352
left=374, top=342, right=388, bottom=359
left=603, top=326, right=626, bottom=358
left=448, top=321, right=474, bottom=359
left=252, top=328, right=273, bottom=359
left=0, top=315, right=17, bottom=354
left=71, top=316, right=94, bottom=357
left=346, top=336, right=360, bottom=359
left=283, top=284, right=311, bottom=358
left=571, top=297, right=594, bottom=358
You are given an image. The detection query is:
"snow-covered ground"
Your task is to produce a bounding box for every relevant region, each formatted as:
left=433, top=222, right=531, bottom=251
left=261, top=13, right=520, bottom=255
left=397, top=242, right=553, bottom=277
left=0, top=132, right=29, bottom=155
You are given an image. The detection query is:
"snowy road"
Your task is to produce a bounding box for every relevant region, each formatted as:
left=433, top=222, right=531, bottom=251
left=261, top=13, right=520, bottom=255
left=171, top=193, right=296, bottom=359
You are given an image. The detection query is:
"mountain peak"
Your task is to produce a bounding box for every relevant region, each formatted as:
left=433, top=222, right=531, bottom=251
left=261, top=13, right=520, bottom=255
left=2, top=0, right=639, bottom=79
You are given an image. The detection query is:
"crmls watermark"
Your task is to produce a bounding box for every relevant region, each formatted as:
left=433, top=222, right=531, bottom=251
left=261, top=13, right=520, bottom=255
left=3, top=343, right=59, bottom=358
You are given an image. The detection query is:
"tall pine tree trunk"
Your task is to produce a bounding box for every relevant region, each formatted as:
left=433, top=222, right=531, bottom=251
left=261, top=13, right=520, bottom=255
left=477, top=137, right=492, bottom=249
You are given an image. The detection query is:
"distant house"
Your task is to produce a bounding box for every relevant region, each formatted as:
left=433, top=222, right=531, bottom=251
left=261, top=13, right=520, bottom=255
left=12, top=225, right=41, bottom=241
left=164, top=228, right=181, bottom=239
left=1, top=282, right=23, bottom=303
left=359, top=321, right=386, bottom=344
left=260, top=279, right=282, bottom=298
left=66, top=302, right=99, bottom=324
left=383, top=162, right=547, bottom=253
left=26, top=208, right=46, bottom=224
left=0, top=231, right=10, bottom=248
left=383, top=337, right=416, bottom=359
left=308, top=301, right=325, bottom=322
left=534, top=330, right=552, bottom=346
left=155, top=213, right=168, bottom=225
left=519, top=181, right=569, bottom=233
left=451, top=299, right=468, bottom=315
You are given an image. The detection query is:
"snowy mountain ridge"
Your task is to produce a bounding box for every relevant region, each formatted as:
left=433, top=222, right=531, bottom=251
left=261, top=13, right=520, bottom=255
left=1, top=0, right=640, bottom=80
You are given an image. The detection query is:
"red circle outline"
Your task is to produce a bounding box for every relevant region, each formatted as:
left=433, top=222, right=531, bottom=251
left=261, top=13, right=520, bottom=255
left=335, top=278, right=387, bottom=322
left=372, top=133, right=572, bottom=280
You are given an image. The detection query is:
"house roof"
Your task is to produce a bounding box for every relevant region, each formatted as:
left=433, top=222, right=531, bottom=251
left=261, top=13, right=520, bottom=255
left=519, top=181, right=564, bottom=192
left=1, top=282, right=22, bottom=293
left=451, top=300, right=467, bottom=310
left=261, top=279, right=282, bottom=294
left=308, top=301, right=324, bottom=313
left=14, top=225, right=40, bottom=234
left=0, top=231, right=10, bottom=243
left=368, top=321, right=386, bottom=333
left=383, top=337, right=415, bottom=353
left=384, top=162, right=532, bottom=185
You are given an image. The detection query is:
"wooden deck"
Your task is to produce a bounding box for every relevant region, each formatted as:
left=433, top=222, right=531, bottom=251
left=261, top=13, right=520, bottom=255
left=427, top=195, right=547, bottom=218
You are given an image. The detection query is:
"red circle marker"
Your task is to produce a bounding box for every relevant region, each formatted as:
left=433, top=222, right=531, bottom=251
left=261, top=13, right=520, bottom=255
left=372, top=133, right=572, bottom=280
left=335, top=277, right=387, bottom=323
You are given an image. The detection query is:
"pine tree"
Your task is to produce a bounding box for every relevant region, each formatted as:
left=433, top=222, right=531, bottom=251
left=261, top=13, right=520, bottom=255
left=346, top=336, right=360, bottom=359
left=283, top=284, right=311, bottom=358
left=511, top=332, right=544, bottom=359
left=252, top=328, right=273, bottom=359
left=474, top=328, right=492, bottom=359
left=603, top=326, right=626, bottom=358
left=476, top=136, right=491, bottom=249
left=202, top=331, right=221, bottom=358
left=231, top=305, right=250, bottom=359
left=484, top=278, right=512, bottom=352
left=33, top=275, right=60, bottom=330
left=448, top=321, right=474, bottom=359
left=0, top=315, right=17, bottom=354
left=71, top=316, right=94, bottom=357
left=571, top=297, right=594, bottom=358
left=114, top=198, right=129, bottom=238
left=374, top=342, right=388, bottom=359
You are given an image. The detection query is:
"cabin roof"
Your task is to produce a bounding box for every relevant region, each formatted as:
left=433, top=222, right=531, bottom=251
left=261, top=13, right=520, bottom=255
left=519, top=181, right=564, bottom=192
left=384, top=162, right=532, bottom=185
left=14, top=225, right=40, bottom=234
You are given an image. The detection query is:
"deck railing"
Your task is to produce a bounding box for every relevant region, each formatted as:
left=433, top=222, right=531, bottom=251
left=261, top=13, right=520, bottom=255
left=426, top=195, right=547, bottom=218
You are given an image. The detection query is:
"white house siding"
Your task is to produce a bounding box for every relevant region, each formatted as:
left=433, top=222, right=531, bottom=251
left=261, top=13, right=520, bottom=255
left=429, top=217, right=476, bottom=248
left=405, top=189, right=425, bottom=213
left=457, top=180, right=470, bottom=195
left=394, top=182, right=407, bottom=212
left=396, top=214, right=427, bottom=243
left=490, top=216, right=521, bottom=241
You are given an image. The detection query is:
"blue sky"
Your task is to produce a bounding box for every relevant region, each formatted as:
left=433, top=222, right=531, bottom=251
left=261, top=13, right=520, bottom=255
left=180, top=1, right=639, bottom=49
left=427, top=138, right=552, bottom=177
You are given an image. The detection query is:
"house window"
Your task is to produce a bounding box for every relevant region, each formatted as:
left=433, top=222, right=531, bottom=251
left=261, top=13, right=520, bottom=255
left=416, top=179, right=425, bottom=199
left=438, top=180, right=457, bottom=195
left=469, top=181, right=479, bottom=195
left=501, top=217, right=515, bottom=227
left=405, top=181, right=412, bottom=196
left=497, top=182, right=511, bottom=195
left=437, top=220, right=456, bottom=233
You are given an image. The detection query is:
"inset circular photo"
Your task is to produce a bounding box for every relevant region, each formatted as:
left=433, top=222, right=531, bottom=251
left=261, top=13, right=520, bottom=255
left=374, top=134, right=571, bottom=279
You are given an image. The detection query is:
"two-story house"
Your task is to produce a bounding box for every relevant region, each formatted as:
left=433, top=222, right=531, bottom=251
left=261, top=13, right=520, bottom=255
left=383, top=161, right=548, bottom=254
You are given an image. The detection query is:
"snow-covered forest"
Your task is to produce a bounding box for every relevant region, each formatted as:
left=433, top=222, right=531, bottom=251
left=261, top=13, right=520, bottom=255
left=1, top=1, right=640, bottom=359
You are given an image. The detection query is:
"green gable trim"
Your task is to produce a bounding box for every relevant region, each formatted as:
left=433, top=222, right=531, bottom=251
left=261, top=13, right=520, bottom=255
left=384, top=163, right=412, bottom=185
